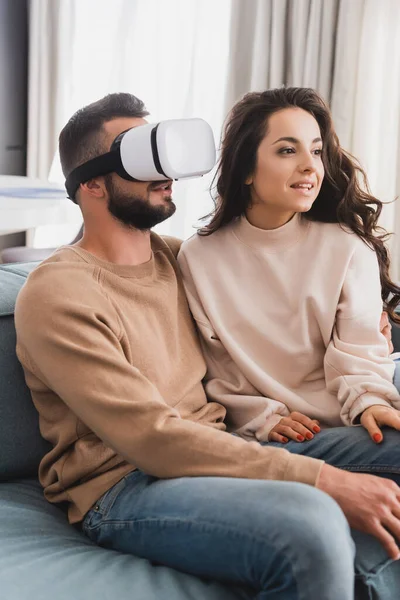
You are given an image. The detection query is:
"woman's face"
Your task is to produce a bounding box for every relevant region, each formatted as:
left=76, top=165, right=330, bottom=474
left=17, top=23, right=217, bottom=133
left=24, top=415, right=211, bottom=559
left=245, top=107, right=325, bottom=229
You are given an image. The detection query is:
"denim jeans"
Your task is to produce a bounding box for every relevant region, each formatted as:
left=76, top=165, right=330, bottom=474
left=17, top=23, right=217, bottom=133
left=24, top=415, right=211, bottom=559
left=83, top=471, right=355, bottom=599
left=267, top=426, right=400, bottom=598
left=82, top=363, right=400, bottom=599
left=82, top=425, right=400, bottom=599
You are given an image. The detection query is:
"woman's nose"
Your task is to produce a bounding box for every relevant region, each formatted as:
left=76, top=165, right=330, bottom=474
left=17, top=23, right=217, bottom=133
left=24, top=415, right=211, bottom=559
left=298, top=157, right=316, bottom=173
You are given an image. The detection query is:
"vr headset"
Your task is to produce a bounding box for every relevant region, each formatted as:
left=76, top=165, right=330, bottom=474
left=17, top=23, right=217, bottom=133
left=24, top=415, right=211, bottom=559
left=65, top=118, right=216, bottom=202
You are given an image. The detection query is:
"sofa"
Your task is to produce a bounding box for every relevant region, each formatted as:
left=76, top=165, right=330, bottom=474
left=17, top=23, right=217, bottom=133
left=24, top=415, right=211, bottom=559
left=0, top=262, right=250, bottom=600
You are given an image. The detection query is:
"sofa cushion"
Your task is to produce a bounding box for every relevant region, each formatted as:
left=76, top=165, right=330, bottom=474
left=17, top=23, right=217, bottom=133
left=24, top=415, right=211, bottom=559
left=0, top=263, right=51, bottom=480
left=0, top=479, right=249, bottom=600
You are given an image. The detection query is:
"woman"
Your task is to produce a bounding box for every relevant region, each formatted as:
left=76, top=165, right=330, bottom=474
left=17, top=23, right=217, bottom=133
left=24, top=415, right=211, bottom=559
left=178, top=87, right=400, bottom=449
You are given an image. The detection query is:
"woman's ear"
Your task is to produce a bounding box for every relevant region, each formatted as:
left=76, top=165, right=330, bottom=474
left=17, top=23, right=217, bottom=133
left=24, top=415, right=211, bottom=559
left=245, top=174, right=253, bottom=185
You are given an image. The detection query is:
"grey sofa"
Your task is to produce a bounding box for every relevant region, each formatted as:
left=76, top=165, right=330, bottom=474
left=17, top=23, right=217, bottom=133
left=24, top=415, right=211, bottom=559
left=0, top=262, right=249, bottom=600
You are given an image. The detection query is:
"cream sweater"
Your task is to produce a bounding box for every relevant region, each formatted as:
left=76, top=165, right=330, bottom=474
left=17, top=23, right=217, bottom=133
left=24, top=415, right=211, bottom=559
left=178, top=214, right=400, bottom=441
left=15, top=233, right=322, bottom=523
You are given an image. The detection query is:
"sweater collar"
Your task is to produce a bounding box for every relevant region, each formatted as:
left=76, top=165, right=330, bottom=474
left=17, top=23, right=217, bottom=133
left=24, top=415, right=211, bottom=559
left=62, top=247, right=156, bottom=279
left=232, top=212, right=309, bottom=253
left=56, top=232, right=168, bottom=280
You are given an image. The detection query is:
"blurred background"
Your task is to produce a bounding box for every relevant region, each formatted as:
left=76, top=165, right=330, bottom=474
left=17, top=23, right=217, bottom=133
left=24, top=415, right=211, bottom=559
left=1, top=0, right=400, bottom=274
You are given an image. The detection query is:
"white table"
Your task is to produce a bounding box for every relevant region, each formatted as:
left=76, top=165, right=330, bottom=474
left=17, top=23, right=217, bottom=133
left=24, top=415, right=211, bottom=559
left=0, top=175, right=81, bottom=237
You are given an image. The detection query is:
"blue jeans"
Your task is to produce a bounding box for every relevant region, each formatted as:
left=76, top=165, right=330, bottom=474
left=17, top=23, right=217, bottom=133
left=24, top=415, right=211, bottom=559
left=83, top=471, right=355, bottom=599
left=82, top=425, right=400, bottom=599
left=82, top=362, right=400, bottom=599
left=268, top=426, right=400, bottom=598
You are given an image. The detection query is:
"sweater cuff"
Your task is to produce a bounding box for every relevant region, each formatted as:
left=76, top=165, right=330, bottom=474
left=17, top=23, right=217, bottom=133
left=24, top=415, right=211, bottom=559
left=255, top=414, right=284, bottom=442
left=349, top=394, right=392, bottom=425
left=284, top=454, right=325, bottom=487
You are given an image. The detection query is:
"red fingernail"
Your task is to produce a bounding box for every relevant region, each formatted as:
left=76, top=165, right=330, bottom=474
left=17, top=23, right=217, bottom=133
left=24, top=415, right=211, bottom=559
left=282, top=437, right=288, bottom=443
left=297, top=435, right=304, bottom=441
left=373, top=433, right=382, bottom=443
left=313, top=426, right=321, bottom=433
left=306, top=432, right=313, bottom=440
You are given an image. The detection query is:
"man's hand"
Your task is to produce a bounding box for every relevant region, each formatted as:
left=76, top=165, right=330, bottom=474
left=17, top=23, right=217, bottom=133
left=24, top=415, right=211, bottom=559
left=360, top=405, right=400, bottom=443
left=268, top=411, right=320, bottom=443
left=380, top=311, right=394, bottom=354
left=317, top=464, right=400, bottom=560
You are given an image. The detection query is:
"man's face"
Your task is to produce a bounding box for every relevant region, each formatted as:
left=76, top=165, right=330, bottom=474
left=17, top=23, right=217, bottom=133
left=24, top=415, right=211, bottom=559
left=102, top=117, right=176, bottom=230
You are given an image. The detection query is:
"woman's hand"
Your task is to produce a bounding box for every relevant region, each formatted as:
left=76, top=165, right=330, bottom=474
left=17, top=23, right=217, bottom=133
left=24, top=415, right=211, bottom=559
left=361, top=405, right=400, bottom=442
left=268, top=411, right=321, bottom=443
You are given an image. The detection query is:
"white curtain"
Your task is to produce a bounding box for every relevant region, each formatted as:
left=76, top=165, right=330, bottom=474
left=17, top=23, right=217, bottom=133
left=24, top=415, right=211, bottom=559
left=27, top=0, right=81, bottom=246
left=27, top=0, right=74, bottom=179
left=224, top=0, right=340, bottom=108
left=27, top=0, right=232, bottom=247
left=331, top=0, right=400, bottom=276
left=224, top=0, right=400, bottom=278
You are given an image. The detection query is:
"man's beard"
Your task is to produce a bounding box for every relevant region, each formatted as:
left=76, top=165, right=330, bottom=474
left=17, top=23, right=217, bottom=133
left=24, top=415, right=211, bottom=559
left=105, top=176, right=176, bottom=231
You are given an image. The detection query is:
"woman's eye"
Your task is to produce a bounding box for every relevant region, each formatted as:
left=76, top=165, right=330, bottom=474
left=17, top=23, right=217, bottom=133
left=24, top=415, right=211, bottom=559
left=278, top=147, right=295, bottom=155
left=278, top=147, right=323, bottom=156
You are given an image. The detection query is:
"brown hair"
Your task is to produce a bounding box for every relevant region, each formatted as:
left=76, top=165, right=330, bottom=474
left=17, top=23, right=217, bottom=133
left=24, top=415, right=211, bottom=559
left=59, top=92, right=149, bottom=178
left=201, top=87, right=400, bottom=323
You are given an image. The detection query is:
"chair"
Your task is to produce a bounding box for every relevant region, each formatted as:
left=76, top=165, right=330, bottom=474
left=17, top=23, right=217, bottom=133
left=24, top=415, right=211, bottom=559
left=0, top=225, right=83, bottom=264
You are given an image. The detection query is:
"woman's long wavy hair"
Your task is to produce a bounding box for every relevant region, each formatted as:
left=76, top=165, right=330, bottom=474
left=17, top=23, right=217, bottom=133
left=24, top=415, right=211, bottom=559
left=200, top=87, right=400, bottom=323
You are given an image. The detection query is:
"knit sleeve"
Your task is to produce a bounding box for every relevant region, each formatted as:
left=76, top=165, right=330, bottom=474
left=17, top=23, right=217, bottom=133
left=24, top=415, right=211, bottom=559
left=178, top=246, right=290, bottom=441
left=324, top=239, right=400, bottom=425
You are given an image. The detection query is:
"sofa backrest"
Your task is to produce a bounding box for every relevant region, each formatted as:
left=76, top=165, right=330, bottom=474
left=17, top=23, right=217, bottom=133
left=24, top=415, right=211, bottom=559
left=0, top=263, right=51, bottom=481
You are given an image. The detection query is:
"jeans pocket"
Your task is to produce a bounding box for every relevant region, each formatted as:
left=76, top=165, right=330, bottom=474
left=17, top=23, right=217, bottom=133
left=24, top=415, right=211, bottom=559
left=83, top=470, right=144, bottom=533
left=82, top=478, right=128, bottom=537
left=98, top=474, right=135, bottom=518
left=82, top=469, right=150, bottom=539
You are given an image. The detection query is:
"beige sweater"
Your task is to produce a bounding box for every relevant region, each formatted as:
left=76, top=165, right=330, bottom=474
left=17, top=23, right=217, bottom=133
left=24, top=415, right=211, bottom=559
left=15, top=232, right=322, bottom=523
left=178, top=215, right=400, bottom=441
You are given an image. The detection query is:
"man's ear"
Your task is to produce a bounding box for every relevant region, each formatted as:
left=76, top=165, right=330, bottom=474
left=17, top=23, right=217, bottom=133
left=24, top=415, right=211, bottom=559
left=80, top=178, right=106, bottom=198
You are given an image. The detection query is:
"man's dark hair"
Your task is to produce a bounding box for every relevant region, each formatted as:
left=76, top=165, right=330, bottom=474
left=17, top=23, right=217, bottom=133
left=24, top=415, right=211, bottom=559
left=59, top=93, right=149, bottom=178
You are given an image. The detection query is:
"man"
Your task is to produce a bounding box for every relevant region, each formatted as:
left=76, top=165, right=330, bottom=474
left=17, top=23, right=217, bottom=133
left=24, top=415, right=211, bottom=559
left=15, top=93, right=400, bottom=599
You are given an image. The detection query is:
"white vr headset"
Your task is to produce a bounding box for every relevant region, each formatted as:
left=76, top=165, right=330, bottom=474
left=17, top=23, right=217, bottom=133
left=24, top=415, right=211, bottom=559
left=65, top=118, right=216, bottom=202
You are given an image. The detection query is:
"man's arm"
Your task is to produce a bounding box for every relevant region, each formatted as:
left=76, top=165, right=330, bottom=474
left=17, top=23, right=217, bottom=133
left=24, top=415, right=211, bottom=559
left=14, top=269, right=322, bottom=487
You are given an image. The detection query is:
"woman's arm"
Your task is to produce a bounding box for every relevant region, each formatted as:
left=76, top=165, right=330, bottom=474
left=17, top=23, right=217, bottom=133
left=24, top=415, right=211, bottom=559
left=178, top=247, right=290, bottom=440
left=198, top=320, right=291, bottom=439
left=324, top=239, right=400, bottom=425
